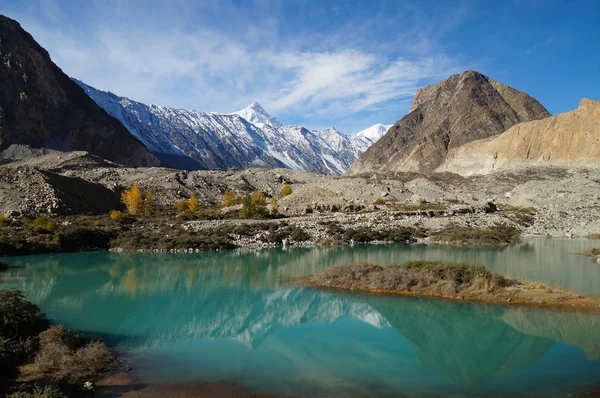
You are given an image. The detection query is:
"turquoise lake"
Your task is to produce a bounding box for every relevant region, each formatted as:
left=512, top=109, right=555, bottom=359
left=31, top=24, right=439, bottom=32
left=2, top=238, right=600, bottom=397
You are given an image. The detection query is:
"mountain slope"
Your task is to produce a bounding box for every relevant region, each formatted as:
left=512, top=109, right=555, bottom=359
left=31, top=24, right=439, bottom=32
left=438, top=98, right=600, bottom=175
left=0, top=15, right=158, bottom=167
left=77, top=81, right=386, bottom=174
left=347, top=71, right=550, bottom=175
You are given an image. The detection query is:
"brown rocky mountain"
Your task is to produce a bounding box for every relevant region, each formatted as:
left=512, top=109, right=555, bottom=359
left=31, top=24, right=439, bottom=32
left=346, top=71, right=550, bottom=175
left=0, top=15, right=158, bottom=167
left=438, top=98, right=600, bottom=175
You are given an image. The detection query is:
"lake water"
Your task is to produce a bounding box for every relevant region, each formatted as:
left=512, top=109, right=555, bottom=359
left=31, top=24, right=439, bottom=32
left=2, top=238, right=600, bottom=397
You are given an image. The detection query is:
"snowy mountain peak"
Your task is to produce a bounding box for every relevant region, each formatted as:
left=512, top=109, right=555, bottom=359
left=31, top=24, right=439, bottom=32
left=355, top=123, right=392, bottom=142
left=234, top=101, right=283, bottom=129
left=75, top=79, right=388, bottom=175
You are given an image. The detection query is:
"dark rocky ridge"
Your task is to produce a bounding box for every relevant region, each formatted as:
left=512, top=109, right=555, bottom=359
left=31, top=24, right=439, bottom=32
left=347, top=71, right=550, bottom=175
left=0, top=15, right=158, bottom=167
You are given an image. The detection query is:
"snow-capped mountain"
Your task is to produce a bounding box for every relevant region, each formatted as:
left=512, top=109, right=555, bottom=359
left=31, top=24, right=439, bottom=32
left=232, top=101, right=283, bottom=129
left=356, top=123, right=393, bottom=142
left=76, top=80, right=388, bottom=175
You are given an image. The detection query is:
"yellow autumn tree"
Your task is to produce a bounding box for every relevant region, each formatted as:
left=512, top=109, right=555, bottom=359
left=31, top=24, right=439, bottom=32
left=222, top=189, right=237, bottom=207
left=121, top=183, right=144, bottom=215
left=173, top=200, right=188, bottom=215
left=280, top=184, right=293, bottom=198
left=188, top=191, right=199, bottom=213
left=144, top=189, right=153, bottom=215
left=251, top=190, right=266, bottom=208
left=249, top=190, right=266, bottom=216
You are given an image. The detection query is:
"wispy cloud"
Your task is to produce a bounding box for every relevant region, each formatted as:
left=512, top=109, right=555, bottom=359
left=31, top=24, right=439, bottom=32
left=3, top=0, right=466, bottom=131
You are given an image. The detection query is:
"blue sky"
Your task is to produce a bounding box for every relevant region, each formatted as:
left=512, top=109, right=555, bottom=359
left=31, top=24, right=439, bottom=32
left=1, top=0, right=599, bottom=133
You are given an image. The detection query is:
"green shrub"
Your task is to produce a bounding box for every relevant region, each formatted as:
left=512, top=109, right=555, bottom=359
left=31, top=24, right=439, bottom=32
left=55, top=227, right=115, bottom=252
left=374, top=197, right=386, bottom=205
left=110, top=229, right=235, bottom=252
left=431, top=224, right=520, bottom=245
left=0, top=290, right=49, bottom=386
left=341, top=226, right=421, bottom=243
left=1, top=336, right=24, bottom=382
left=290, top=227, right=310, bottom=242
left=0, top=290, right=49, bottom=339
left=31, top=216, right=57, bottom=233
left=239, top=193, right=252, bottom=218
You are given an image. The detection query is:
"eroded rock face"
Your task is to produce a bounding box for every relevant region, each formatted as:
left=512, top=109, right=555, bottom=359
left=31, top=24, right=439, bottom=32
left=347, top=71, right=550, bottom=175
left=0, top=15, right=158, bottom=167
left=438, top=98, right=600, bottom=176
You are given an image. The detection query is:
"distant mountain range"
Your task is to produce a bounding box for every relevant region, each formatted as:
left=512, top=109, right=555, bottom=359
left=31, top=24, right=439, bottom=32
left=6, top=13, right=595, bottom=180
left=76, top=81, right=390, bottom=175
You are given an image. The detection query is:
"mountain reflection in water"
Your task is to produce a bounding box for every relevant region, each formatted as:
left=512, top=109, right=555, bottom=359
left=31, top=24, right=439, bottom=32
left=2, top=239, right=600, bottom=397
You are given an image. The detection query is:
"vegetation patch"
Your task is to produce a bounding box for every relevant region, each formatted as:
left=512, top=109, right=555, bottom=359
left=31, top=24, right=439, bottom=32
left=0, top=290, right=115, bottom=396
left=318, top=220, right=425, bottom=244
left=54, top=226, right=115, bottom=252
left=110, top=227, right=235, bottom=252
left=392, top=202, right=447, bottom=212
left=31, top=326, right=116, bottom=385
left=301, top=261, right=600, bottom=309
left=309, top=261, right=514, bottom=294
left=581, top=248, right=600, bottom=260
left=0, top=219, right=117, bottom=256
left=7, top=386, right=67, bottom=398
left=0, top=290, right=50, bottom=385
left=430, top=224, right=521, bottom=245
left=498, top=205, right=536, bottom=227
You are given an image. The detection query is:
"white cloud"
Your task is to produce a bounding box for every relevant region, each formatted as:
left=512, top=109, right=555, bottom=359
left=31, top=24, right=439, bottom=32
left=6, top=1, right=464, bottom=127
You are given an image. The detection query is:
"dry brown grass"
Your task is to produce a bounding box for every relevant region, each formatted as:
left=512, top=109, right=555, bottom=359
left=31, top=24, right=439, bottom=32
left=32, top=326, right=116, bottom=385
left=301, top=261, right=600, bottom=310
left=7, top=386, right=67, bottom=398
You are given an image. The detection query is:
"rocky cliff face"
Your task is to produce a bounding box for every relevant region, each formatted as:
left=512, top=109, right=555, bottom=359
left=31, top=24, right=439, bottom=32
left=0, top=15, right=158, bottom=167
left=438, top=98, right=600, bottom=175
left=347, top=71, right=550, bottom=175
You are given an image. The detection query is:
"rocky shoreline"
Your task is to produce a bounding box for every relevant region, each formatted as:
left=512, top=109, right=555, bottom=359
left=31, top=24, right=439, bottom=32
left=106, top=206, right=523, bottom=253
left=0, top=202, right=569, bottom=257
left=2, top=153, right=600, bottom=258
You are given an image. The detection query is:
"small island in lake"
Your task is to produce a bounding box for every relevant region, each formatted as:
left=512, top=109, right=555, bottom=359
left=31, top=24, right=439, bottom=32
left=299, top=261, right=600, bottom=310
